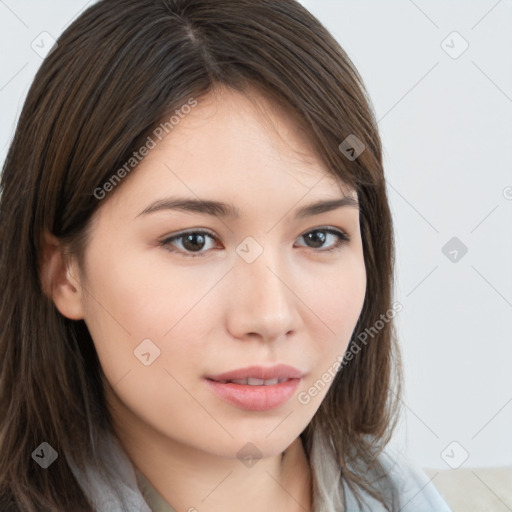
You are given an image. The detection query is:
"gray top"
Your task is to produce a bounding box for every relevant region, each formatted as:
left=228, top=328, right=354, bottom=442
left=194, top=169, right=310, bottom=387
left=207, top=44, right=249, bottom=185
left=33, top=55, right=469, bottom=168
left=68, top=430, right=452, bottom=511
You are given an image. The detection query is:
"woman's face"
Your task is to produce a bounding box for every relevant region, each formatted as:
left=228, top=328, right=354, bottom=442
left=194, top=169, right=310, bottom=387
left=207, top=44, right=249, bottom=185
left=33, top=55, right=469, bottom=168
left=66, top=86, right=366, bottom=460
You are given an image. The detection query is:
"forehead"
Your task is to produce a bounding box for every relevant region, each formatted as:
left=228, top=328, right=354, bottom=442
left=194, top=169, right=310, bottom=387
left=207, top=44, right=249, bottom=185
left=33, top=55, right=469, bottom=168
left=103, top=86, right=355, bottom=215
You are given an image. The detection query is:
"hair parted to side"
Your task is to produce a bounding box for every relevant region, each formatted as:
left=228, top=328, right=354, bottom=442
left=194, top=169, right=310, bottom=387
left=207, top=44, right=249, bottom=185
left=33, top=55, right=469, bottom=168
left=0, top=0, right=402, bottom=510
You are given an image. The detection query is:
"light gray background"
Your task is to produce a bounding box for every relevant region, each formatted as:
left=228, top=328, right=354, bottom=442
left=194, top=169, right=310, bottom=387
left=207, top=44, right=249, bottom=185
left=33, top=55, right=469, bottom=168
left=1, top=0, right=511, bottom=470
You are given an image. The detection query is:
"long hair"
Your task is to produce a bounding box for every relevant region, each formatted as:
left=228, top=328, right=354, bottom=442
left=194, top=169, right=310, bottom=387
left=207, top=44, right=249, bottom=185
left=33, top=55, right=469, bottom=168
left=0, top=0, right=402, bottom=510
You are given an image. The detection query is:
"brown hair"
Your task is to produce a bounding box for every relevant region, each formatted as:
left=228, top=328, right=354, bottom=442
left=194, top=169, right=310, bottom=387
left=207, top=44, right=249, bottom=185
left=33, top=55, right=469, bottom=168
left=0, top=0, right=402, bottom=510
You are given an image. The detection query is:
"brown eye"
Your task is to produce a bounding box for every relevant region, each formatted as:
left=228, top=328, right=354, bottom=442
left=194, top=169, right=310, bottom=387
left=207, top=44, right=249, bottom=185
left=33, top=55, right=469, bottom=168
left=161, top=230, right=219, bottom=258
left=296, top=228, right=350, bottom=252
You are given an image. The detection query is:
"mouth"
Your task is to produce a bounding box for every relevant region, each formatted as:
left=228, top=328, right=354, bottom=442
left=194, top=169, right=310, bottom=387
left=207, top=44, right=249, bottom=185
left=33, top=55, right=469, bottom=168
left=203, top=377, right=301, bottom=411
left=205, top=363, right=305, bottom=383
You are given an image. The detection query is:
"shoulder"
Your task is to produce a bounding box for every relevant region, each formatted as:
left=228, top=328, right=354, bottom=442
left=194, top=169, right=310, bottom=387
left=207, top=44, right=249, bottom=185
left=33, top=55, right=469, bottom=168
left=67, top=432, right=153, bottom=512
left=342, top=447, right=453, bottom=512
left=380, top=448, right=452, bottom=512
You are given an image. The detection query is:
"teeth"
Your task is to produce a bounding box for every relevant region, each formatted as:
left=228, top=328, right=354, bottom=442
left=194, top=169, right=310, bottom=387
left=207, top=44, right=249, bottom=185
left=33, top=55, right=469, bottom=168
left=227, top=377, right=287, bottom=385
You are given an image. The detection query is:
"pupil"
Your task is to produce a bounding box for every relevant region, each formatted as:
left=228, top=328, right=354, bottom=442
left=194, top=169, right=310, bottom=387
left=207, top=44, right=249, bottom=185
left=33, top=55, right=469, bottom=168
left=306, top=231, right=325, bottom=248
left=183, top=234, right=205, bottom=251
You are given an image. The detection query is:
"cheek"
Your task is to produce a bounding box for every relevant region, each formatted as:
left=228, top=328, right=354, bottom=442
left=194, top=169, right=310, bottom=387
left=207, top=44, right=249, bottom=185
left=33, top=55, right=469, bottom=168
left=83, top=248, right=196, bottom=334
left=81, top=249, right=220, bottom=382
left=300, top=255, right=366, bottom=389
left=81, top=265, right=213, bottom=435
left=308, top=255, right=366, bottom=340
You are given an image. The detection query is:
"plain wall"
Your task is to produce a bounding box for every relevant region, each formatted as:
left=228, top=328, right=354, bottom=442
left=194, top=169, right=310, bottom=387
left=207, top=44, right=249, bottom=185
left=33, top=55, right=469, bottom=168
left=1, top=0, right=511, bottom=469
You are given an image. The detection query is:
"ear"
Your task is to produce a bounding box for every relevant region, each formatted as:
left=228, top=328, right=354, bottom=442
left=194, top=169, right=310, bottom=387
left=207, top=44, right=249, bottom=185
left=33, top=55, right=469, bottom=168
left=39, top=231, right=85, bottom=320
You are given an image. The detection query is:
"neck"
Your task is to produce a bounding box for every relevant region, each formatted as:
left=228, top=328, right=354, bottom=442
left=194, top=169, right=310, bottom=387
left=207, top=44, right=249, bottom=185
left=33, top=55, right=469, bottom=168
left=116, top=422, right=312, bottom=512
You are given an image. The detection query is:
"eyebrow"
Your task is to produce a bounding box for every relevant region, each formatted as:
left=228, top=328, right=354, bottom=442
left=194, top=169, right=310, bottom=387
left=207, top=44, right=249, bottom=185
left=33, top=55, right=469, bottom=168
left=135, top=195, right=359, bottom=220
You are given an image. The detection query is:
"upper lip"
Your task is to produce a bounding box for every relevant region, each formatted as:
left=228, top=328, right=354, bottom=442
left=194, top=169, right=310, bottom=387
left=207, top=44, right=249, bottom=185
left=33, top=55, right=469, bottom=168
left=205, top=364, right=305, bottom=382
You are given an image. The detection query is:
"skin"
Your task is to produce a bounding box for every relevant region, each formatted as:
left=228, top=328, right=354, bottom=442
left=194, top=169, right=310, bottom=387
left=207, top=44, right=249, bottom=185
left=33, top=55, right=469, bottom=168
left=43, top=85, right=367, bottom=512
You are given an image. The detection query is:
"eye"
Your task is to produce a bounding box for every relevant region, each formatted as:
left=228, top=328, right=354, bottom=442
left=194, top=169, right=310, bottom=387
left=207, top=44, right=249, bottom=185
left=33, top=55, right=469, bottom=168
left=160, top=230, right=219, bottom=258
left=160, top=227, right=351, bottom=258
left=295, top=228, right=351, bottom=253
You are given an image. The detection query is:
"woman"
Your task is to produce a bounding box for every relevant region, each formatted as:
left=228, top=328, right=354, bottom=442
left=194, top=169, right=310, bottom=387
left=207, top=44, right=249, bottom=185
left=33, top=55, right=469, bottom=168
left=0, top=0, right=451, bottom=510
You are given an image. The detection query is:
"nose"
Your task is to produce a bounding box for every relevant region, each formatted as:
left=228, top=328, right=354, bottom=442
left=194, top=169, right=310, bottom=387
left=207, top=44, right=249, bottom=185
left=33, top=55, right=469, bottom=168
left=226, top=243, right=299, bottom=342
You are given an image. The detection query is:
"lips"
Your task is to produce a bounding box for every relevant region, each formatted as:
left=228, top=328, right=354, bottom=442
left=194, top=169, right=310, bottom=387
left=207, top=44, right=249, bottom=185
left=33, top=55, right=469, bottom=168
left=204, top=378, right=301, bottom=411
left=205, top=364, right=305, bottom=383
left=204, top=364, right=306, bottom=411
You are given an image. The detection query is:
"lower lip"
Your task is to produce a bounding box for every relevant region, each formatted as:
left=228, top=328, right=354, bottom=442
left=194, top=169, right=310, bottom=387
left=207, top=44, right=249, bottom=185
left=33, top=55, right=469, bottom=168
left=204, top=378, right=301, bottom=411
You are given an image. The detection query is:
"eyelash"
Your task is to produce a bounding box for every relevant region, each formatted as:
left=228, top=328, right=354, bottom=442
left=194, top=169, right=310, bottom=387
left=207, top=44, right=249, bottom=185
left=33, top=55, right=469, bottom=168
left=159, top=227, right=351, bottom=258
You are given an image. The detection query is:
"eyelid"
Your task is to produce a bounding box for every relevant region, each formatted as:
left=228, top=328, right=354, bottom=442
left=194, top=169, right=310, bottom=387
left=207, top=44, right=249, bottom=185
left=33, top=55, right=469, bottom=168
left=162, top=227, right=218, bottom=240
